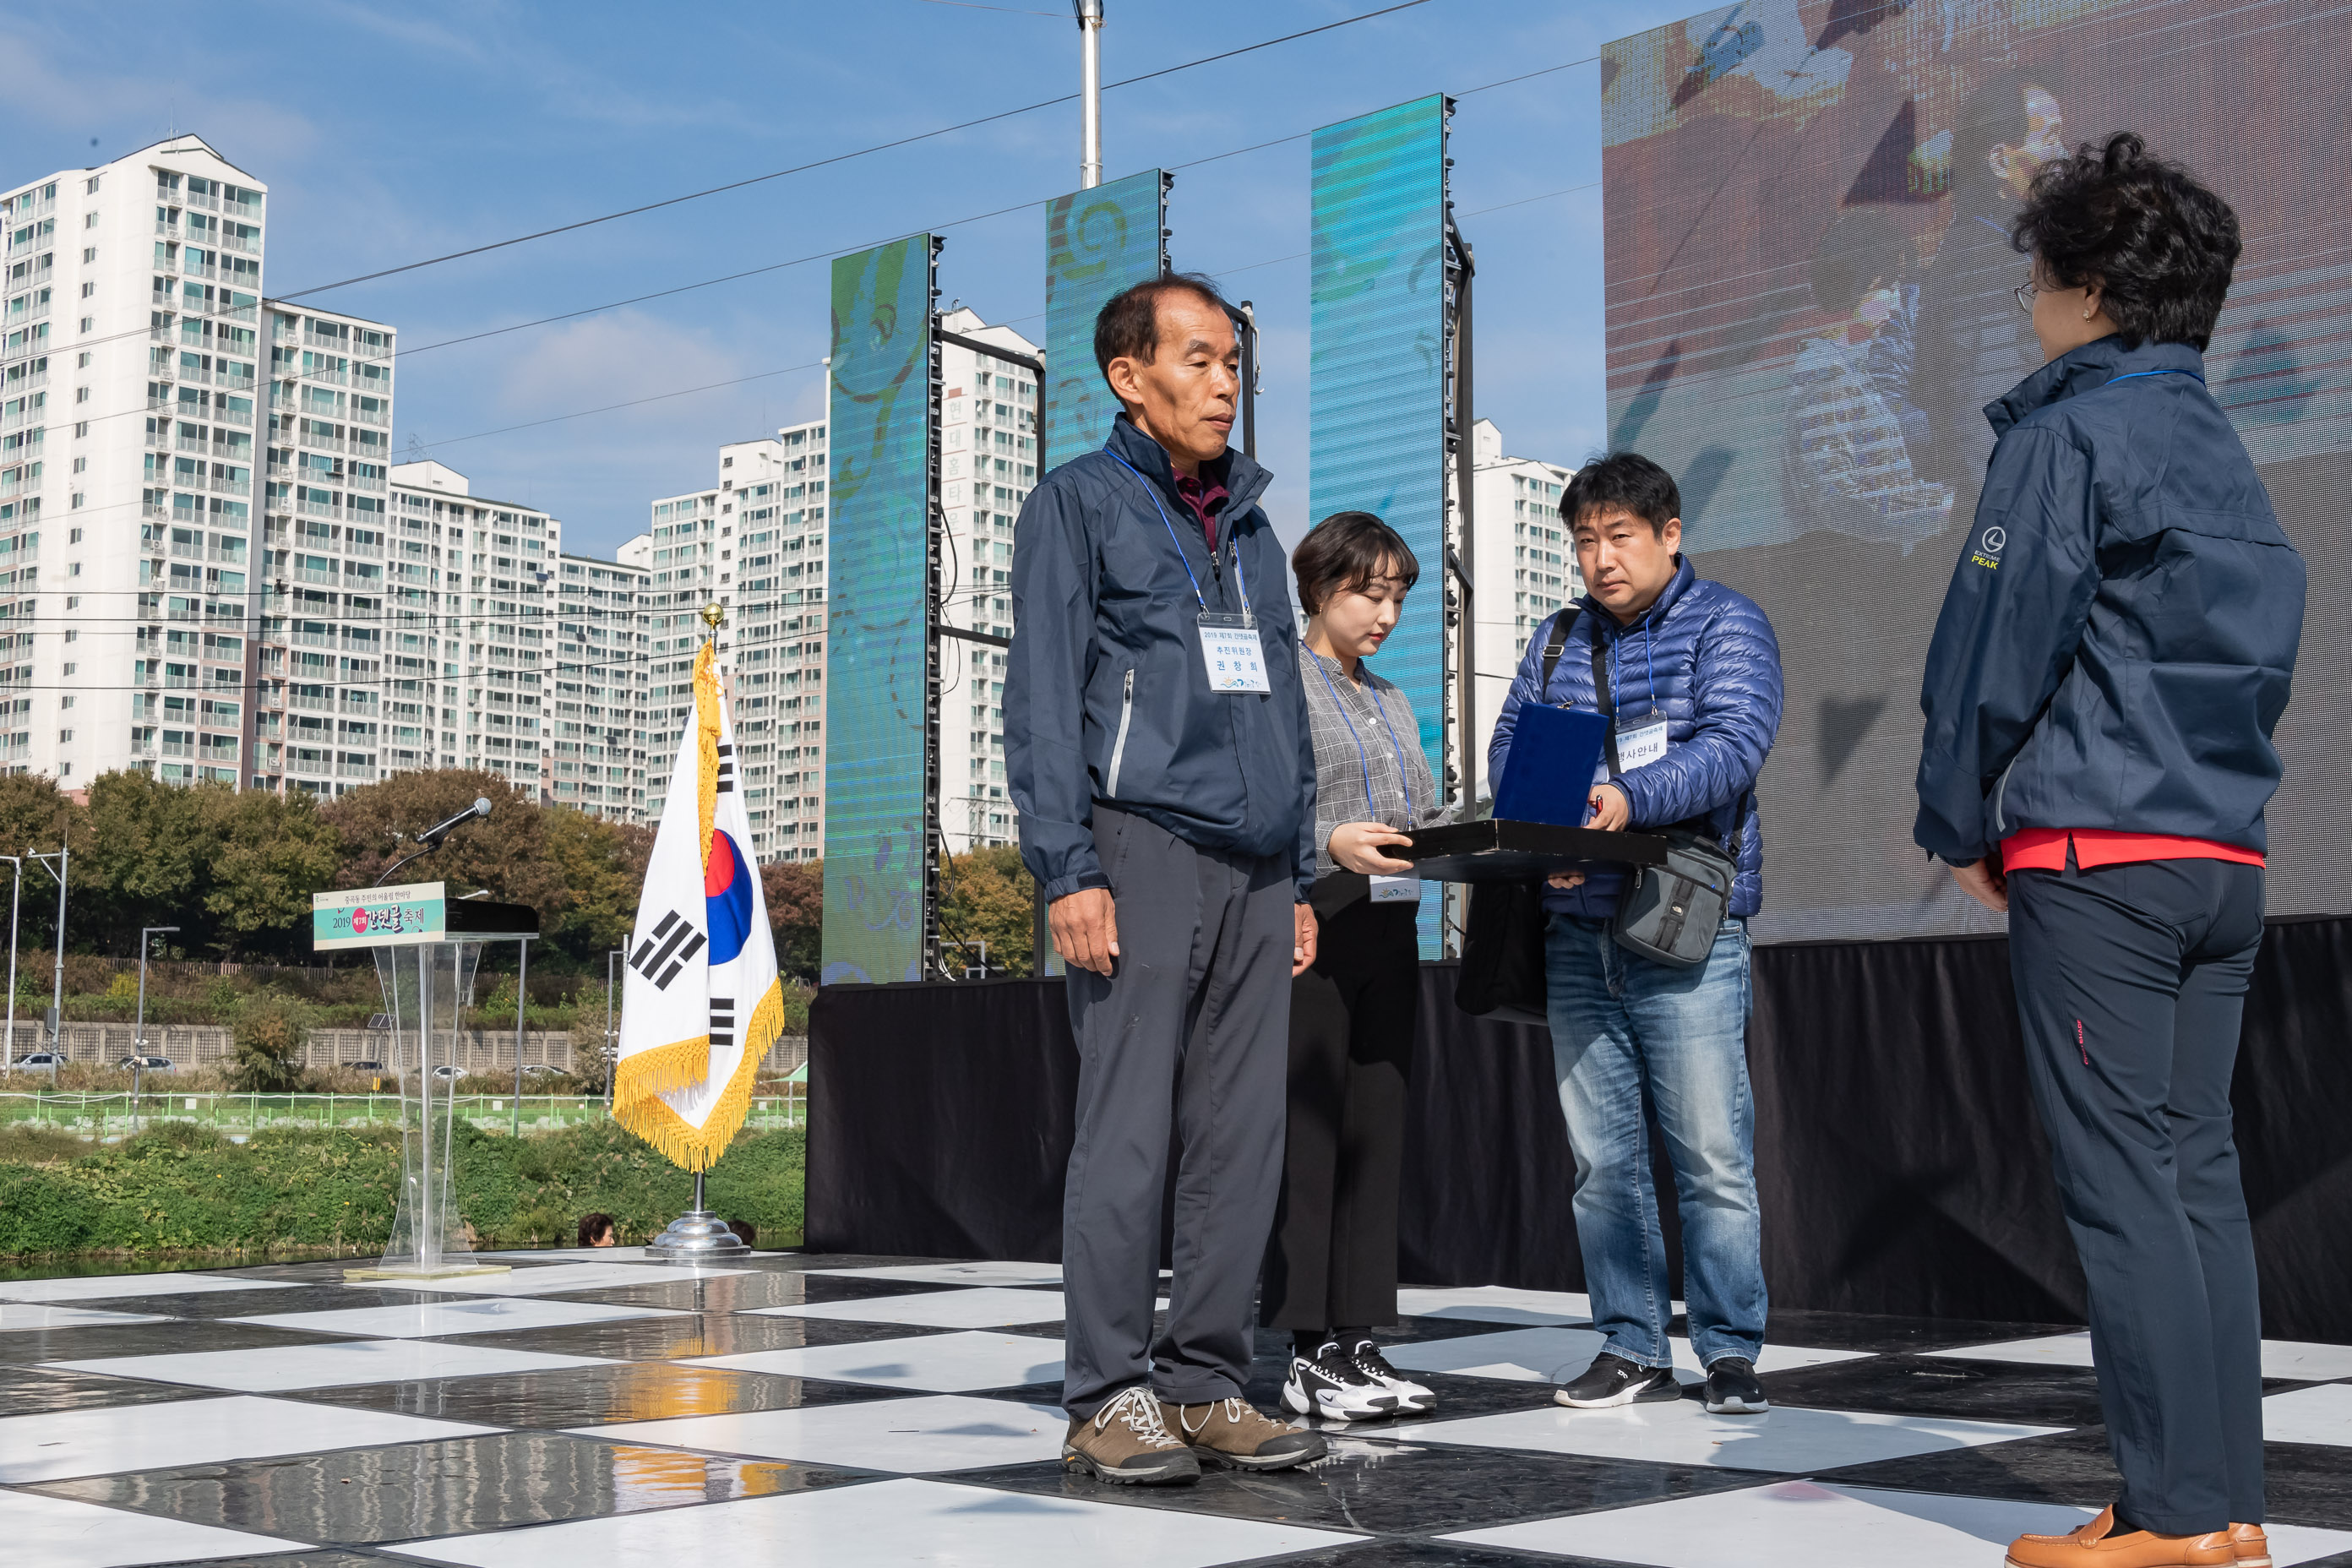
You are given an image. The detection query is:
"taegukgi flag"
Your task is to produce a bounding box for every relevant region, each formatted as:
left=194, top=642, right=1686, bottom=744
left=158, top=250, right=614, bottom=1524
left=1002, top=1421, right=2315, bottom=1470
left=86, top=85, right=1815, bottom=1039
left=613, top=641, right=785, bottom=1170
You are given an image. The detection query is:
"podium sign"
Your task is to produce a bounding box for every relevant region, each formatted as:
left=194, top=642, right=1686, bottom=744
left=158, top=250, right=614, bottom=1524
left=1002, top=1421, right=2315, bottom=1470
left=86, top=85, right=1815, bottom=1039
left=313, top=884, right=538, bottom=952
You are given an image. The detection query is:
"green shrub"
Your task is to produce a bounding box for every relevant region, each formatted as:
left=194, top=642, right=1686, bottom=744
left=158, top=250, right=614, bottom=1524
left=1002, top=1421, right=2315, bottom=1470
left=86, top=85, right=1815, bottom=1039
left=228, top=994, right=310, bottom=1092
left=0, top=1119, right=805, bottom=1257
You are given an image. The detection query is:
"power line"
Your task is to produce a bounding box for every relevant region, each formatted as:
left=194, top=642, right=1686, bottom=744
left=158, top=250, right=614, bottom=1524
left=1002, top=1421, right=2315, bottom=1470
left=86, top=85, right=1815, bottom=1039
left=274, top=1, right=1441, bottom=302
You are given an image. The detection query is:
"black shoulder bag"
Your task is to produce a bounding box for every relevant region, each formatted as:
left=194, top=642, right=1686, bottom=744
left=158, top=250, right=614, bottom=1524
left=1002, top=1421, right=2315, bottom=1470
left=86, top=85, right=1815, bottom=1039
left=1588, top=630, right=1747, bottom=968
left=1455, top=611, right=1580, bottom=1026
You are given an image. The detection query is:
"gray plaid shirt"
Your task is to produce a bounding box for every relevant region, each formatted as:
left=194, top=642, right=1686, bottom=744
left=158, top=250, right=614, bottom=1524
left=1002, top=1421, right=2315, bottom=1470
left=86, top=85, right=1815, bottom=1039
left=1299, top=642, right=1446, bottom=878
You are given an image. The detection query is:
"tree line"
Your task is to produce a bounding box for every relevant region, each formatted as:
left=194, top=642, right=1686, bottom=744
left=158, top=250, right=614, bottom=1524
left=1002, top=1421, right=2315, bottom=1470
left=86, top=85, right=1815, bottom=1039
left=0, top=766, right=1043, bottom=978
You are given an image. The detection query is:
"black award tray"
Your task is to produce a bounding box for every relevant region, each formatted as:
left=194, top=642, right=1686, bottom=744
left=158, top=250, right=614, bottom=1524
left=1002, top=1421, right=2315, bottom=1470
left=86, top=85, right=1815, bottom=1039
left=1398, top=819, right=1670, bottom=884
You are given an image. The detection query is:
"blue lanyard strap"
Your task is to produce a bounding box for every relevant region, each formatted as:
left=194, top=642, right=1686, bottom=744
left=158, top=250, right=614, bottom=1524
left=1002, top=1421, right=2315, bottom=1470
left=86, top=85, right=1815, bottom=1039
left=1105, top=449, right=1247, bottom=615
left=1607, top=619, right=1659, bottom=716
left=2106, top=368, right=2207, bottom=386
left=1304, top=644, right=1414, bottom=822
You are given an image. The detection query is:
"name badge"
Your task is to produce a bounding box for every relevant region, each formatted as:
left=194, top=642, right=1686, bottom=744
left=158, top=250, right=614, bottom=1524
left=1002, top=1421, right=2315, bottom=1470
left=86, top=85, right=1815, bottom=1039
left=1616, top=712, right=1669, bottom=770
left=1198, top=613, right=1271, bottom=694
left=1370, top=874, right=1422, bottom=905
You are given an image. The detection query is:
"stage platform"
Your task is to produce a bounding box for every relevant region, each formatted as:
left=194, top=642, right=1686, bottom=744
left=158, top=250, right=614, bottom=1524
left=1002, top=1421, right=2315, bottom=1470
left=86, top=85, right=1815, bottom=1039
left=3, top=1250, right=2349, bottom=1566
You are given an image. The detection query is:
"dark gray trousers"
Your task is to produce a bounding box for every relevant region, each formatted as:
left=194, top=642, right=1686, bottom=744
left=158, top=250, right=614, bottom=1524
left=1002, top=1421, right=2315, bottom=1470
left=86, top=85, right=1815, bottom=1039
left=1060, top=805, right=1294, bottom=1419
left=2008, top=855, right=2267, bottom=1534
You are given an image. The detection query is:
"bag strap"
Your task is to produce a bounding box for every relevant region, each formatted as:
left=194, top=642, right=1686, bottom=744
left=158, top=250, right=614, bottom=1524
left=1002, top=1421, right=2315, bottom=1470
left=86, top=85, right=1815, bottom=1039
left=1587, top=622, right=1620, bottom=774
left=1538, top=607, right=1580, bottom=696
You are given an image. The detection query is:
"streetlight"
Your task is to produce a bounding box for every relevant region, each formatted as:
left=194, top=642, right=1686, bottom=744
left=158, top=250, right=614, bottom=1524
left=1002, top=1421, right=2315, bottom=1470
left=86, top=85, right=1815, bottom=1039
left=0, top=855, right=20, bottom=1072
left=134, top=926, right=179, bottom=1133
left=30, top=834, right=67, bottom=1056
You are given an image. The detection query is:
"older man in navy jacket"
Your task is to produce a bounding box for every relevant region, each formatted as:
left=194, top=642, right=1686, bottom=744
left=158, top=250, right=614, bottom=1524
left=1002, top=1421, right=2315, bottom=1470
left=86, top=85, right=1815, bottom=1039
left=1489, top=451, right=1784, bottom=1418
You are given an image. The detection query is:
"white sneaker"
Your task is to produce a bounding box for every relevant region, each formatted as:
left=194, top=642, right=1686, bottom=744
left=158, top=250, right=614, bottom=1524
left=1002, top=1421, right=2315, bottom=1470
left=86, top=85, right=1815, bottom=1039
left=1345, top=1340, right=1436, bottom=1416
left=1279, top=1349, right=1399, bottom=1422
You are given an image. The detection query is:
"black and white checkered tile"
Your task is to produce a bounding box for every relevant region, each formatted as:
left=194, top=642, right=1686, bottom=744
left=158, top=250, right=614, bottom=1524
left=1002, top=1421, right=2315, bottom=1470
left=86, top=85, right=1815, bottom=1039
left=3, top=1253, right=2349, bottom=1567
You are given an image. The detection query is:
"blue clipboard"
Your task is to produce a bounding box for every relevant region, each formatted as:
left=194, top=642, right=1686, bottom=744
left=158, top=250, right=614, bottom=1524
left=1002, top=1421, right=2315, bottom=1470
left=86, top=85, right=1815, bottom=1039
left=1493, top=703, right=1609, bottom=828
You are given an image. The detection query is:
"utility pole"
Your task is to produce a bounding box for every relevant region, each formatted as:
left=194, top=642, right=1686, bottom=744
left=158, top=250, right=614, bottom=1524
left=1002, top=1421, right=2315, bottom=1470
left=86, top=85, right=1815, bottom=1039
left=604, top=947, right=622, bottom=1110
left=1075, top=1, right=1104, bottom=189
left=0, top=856, right=19, bottom=1071
left=135, top=926, right=178, bottom=1134
left=31, top=834, right=66, bottom=1054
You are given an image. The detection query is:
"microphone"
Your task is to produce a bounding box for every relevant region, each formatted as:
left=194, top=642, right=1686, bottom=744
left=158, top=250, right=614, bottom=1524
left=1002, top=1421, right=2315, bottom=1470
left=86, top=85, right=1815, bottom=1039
left=419, top=798, right=492, bottom=847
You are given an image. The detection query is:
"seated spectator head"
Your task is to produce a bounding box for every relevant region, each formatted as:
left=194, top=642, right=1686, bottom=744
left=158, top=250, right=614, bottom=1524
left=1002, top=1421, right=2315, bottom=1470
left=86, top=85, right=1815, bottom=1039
left=1293, top=512, right=1420, bottom=661
left=1810, top=210, right=1912, bottom=339
left=1561, top=453, right=1684, bottom=625
left=577, top=1212, right=616, bottom=1248
left=2010, top=130, right=2240, bottom=362
left=726, top=1218, right=756, bottom=1250
left=1953, top=68, right=2066, bottom=205
left=1093, top=273, right=1239, bottom=473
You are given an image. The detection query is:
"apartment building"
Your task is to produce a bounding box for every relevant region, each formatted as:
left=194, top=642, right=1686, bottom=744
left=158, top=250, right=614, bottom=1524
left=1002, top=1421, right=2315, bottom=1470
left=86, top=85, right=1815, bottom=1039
left=3, top=135, right=270, bottom=786
left=936, top=307, right=1036, bottom=854
left=1469, top=416, right=1583, bottom=798
left=640, top=419, right=828, bottom=862
left=553, top=550, right=648, bottom=821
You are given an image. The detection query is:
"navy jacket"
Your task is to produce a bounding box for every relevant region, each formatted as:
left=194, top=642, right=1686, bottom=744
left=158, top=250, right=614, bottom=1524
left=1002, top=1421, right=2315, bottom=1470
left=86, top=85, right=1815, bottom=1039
left=1915, top=339, right=2306, bottom=865
left=1489, top=558, right=1784, bottom=918
left=1007, top=416, right=1316, bottom=901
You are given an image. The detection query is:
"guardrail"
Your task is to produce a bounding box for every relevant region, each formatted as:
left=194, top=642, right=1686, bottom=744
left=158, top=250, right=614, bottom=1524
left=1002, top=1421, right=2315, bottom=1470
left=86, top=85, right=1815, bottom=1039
left=0, top=1087, right=805, bottom=1139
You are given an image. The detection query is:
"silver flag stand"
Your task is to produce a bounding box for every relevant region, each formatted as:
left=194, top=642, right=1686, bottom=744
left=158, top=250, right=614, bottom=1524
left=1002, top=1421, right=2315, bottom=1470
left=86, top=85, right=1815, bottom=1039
left=647, top=1169, right=749, bottom=1259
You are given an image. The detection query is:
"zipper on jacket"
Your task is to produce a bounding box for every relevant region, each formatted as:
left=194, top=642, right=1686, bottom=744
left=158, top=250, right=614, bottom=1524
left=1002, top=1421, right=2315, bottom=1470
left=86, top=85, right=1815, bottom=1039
left=1106, top=667, right=1135, bottom=797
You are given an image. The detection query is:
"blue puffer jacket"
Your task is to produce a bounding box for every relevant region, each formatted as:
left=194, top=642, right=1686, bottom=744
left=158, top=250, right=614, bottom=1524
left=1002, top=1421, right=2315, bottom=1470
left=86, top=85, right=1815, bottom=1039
left=1914, top=338, right=2306, bottom=864
left=1489, top=558, right=1785, bottom=918
left=1007, top=416, right=1316, bottom=901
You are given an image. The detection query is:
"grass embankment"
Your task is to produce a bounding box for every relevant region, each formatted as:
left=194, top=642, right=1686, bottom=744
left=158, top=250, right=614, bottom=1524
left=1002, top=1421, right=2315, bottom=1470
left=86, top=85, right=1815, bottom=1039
left=0, top=1119, right=803, bottom=1259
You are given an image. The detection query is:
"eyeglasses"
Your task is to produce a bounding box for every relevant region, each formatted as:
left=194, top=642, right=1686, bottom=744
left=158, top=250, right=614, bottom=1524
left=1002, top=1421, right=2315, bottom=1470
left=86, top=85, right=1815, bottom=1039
left=2013, top=280, right=2040, bottom=314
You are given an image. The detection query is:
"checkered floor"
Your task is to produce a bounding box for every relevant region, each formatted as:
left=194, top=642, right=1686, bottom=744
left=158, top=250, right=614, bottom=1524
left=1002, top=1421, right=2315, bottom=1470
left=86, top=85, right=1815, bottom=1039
left=5, top=1251, right=2350, bottom=1567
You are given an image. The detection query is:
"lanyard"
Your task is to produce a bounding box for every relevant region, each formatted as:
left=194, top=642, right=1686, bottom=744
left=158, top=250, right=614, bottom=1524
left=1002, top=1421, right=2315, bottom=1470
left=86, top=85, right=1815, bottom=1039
left=1608, top=619, right=1658, bottom=716
left=1106, top=449, right=1247, bottom=616
left=2106, top=368, right=2207, bottom=386
left=1304, top=644, right=1416, bottom=820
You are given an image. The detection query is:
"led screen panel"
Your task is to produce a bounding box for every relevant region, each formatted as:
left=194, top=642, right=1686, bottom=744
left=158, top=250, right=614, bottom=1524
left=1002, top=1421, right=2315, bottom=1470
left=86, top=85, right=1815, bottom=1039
left=1043, top=170, right=1168, bottom=474
left=823, top=235, right=935, bottom=983
left=1310, top=94, right=1451, bottom=955
left=1601, top=0, right=2351, bottom=940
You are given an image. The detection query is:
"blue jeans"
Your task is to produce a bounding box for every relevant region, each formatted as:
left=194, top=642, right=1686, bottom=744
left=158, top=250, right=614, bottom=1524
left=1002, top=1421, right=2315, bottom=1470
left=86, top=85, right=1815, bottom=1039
left=1544, top=913, right=1766, bottom=1370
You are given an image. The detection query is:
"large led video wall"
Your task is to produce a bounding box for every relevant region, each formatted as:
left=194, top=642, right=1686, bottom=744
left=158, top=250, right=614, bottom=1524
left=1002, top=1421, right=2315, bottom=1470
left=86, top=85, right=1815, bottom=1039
left=1601, top=0, right=2351, bottom=940
left=823, top=235, right=935, bottom=983
left=1043, top=170, right=1168, bottom=473
left=1310, top=94, right=1451, bottom=956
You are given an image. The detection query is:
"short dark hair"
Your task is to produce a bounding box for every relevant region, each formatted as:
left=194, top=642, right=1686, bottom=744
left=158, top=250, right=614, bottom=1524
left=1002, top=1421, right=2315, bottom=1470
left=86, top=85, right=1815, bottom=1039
left=1293, top=511, right=1420, bottom=615
left=1810, top=210, right=1910, bottom=317
left=1952, top=68, right=2060, bottom=196
left=1561, top=452, right=1680, bottom=536
left=2010, top=131, right=2240, bottom=352
left=1094, top=271, right=1233, bottom=384
left=576, top=1212, right=614, bottom=1246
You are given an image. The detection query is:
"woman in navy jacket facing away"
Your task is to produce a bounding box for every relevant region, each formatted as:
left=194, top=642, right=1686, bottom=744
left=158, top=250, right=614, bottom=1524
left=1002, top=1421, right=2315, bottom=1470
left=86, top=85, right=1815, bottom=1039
left=1914, top=133, right=2305, bottom=1568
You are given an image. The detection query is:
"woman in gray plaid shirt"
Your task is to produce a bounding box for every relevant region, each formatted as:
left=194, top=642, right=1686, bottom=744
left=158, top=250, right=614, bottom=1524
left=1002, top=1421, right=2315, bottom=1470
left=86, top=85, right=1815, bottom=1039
left=1262, top=511, right=1449, bottom=1425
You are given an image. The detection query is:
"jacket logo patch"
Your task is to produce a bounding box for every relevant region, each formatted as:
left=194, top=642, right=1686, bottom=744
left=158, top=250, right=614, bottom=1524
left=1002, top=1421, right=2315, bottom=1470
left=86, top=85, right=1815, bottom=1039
left=1981, top=526, right=2006, bottom=555
left=1969, top=525, right=2003, bottom=570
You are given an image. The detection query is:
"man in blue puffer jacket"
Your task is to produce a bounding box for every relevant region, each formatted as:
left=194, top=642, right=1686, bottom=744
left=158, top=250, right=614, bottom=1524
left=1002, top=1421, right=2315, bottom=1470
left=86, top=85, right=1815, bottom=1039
left=1489, top=451, right=1784, bottom=1417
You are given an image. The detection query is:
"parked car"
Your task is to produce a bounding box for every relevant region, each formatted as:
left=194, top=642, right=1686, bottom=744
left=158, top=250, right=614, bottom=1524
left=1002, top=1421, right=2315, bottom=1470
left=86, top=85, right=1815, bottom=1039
left=10, top=1051, right=63, bottom=1070
left=520, top=1064, right=560, bottom=1078
left=341, top=1060, right=386, bottom=1073
left=117, top=1055, right=174, bottom=1072
left=429, top=1064, right=466, bottom=1081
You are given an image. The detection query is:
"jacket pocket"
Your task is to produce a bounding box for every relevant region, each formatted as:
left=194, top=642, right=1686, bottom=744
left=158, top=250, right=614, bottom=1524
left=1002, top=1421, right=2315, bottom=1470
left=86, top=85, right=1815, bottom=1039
left=1105, top=667, right=1136, bottom=798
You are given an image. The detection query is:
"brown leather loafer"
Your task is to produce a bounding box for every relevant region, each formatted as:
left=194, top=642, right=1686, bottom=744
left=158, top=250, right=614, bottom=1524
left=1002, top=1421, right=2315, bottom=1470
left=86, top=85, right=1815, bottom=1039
left=2006, top=1506, right=2235, bottom=1567
left=2228, top=1523, right=2271, bottom=1566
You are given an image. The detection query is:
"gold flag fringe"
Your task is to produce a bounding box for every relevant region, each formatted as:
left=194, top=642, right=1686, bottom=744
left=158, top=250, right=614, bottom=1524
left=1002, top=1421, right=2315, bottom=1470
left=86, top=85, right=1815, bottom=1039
left=611, top=1034, right=710, bottom=1105
left=607, top=976, right=788, bottom=1173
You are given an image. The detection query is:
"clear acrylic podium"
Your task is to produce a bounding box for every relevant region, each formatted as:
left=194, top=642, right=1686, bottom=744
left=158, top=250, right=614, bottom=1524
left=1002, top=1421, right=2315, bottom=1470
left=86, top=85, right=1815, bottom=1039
left=312, top=883, right=540, bottom=1281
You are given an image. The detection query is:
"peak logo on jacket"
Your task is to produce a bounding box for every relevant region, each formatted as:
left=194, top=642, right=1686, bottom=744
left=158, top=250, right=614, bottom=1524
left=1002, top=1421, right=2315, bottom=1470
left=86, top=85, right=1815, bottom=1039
left=1970, top=526, right=2005, bottom=570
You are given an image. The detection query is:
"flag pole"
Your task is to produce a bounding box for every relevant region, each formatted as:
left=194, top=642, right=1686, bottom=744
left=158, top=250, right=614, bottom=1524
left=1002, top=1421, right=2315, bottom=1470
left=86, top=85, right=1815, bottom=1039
left=647, top=600, right=751, bottom=1262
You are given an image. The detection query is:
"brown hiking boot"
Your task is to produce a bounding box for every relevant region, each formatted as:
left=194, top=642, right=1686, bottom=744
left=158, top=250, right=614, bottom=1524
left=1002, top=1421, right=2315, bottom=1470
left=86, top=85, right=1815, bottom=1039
left=1061, top=1386, right=1201, bottom=1485
left=1158, top=1395, right=1327, bottom=1472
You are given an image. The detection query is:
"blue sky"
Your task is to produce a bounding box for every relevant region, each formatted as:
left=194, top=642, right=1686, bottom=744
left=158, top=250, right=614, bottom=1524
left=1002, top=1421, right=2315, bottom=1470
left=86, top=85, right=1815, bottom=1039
left=1, top=0, right=1700, bottom=557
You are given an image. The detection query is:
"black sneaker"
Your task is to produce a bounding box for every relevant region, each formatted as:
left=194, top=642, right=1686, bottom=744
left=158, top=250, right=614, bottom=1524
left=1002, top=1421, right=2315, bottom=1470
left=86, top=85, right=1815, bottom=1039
left=1346, top=1340, right=1436, bottom=1416
left=1280, top=1346, right=1399, bottom=1422
left=1554, top=1352, right=1681, bottom=1408
left=1702, top=1356, right=1768, bottom=1413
